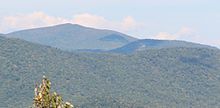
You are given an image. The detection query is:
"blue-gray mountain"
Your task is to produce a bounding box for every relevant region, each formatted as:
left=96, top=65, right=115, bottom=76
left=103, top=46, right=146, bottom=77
left=1, top=35, right=220, bottom=108
left=110, top=39, right=216, bottom=53
left=5, top=24, right=216, bottom=53
left=6, top=23, right=137, bottom=51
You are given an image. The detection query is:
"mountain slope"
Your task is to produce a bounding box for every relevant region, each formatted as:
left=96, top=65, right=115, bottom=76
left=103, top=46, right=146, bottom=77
left=111, top=39, right=216, bottom=53
left=6, top=23, right=137, bottom=51
left=1, top=36, right=220, bottom=107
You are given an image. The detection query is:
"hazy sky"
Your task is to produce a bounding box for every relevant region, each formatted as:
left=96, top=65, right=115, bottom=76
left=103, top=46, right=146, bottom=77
left=0, top=0, right=220, bottom=47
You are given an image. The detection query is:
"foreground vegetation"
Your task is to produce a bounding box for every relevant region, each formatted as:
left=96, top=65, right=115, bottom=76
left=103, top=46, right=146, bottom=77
left=33, top=76, right=73, bottom=108
left=1, top=36, right=220, bottom=107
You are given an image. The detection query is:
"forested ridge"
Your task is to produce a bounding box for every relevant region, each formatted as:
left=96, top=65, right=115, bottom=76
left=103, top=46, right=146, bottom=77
left=1, top=36, right=220, bottom=108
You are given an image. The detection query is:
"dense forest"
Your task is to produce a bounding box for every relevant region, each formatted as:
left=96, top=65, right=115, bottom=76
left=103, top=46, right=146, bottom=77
left=1, top=36, right=220, bottom=107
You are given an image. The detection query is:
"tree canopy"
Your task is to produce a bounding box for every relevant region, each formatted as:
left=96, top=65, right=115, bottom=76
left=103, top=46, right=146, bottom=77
left=33, top=76, right=74, bottom=108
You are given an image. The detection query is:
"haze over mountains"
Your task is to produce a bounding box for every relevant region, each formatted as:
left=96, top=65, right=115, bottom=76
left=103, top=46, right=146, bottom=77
left=111, top=39, right=214, bottom=53
left=5, top=23, right=216, bottom=53
left=6, top=23, right=137, bottom=51
left=1, top=24, right=220, bottom=107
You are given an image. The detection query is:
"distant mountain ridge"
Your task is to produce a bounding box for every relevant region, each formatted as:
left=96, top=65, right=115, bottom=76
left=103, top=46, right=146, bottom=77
left=0, top=35, right=5, bottom=42
left=110, top=39, right=216, bottom=53
left=6, top=23, right=137, bottom=51
left=4, top=23, right=217, bottom=53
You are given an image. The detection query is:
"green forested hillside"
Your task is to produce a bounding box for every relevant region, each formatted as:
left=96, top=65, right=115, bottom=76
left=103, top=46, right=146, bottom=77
left=1, top=36, right=220, bottom=108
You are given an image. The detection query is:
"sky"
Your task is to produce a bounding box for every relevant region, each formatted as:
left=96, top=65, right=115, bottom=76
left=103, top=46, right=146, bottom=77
left=0, top=0, right=220, bottom=47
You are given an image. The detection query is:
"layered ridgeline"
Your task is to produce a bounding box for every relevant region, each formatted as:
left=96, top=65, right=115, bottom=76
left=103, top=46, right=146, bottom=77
left=5, top=24, right=215, bottom=53
left=110, top=39, right=214, bottom=53
left=6, top=23, right=137, bottom=51
left=1, top=35, right=220, bottom=108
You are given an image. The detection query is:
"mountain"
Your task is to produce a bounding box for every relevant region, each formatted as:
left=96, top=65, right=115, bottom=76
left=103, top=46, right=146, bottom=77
left=6, top=23, right=137, bottom=51
left=5, top=24, right=215, bottom=53
left=111, top=39, right=216, bottom=53
left=1, top=35, right=220, bottom=108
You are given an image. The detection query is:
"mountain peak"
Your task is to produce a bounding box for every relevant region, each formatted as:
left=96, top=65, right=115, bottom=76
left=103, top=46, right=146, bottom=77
left=53, top=23, right=86, bottom=29
left=55, top=23, right=81, bottom=27
left=6, top=23, right=137, bottom=50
